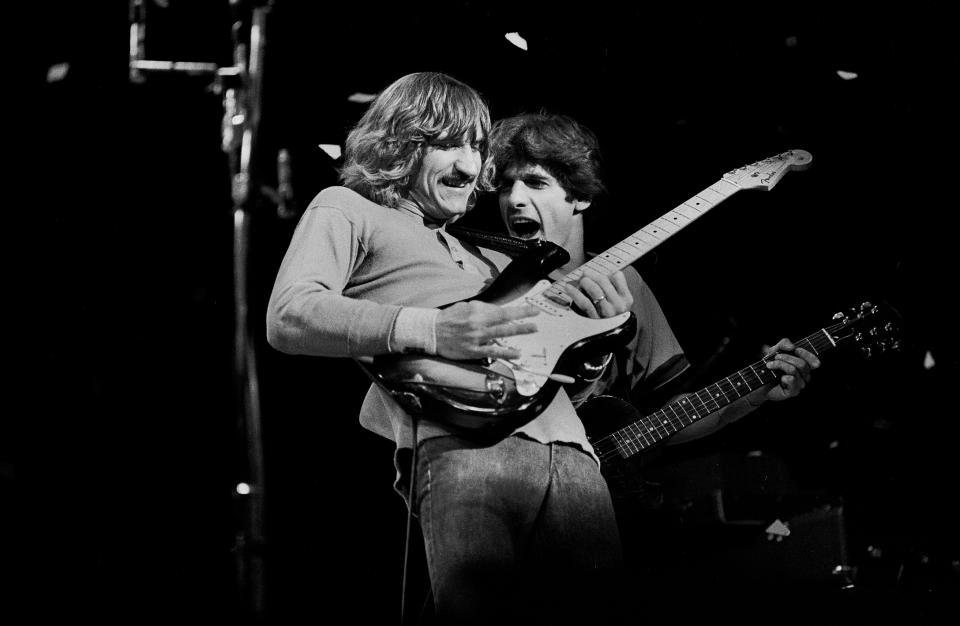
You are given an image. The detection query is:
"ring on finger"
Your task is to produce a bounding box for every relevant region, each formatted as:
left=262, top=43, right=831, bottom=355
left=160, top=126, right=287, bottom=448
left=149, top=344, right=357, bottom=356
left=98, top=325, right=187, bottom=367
left=592, top=295, right=607, bottom=306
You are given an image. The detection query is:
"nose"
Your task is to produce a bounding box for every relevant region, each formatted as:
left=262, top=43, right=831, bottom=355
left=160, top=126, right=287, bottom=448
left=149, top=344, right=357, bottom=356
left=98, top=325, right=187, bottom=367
left=454, top=144, right=481, bottom=178
left=505, top=180, right=527, bottom=208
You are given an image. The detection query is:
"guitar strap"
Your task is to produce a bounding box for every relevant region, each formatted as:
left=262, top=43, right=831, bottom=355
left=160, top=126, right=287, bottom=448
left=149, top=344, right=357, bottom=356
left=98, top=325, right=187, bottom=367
left=445, top=223, right=542, bottom=258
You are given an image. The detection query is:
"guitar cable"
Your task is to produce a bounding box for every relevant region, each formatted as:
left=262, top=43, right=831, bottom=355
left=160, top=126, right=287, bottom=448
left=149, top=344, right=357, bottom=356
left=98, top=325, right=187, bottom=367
left=400, top=416, right=419, bottom=626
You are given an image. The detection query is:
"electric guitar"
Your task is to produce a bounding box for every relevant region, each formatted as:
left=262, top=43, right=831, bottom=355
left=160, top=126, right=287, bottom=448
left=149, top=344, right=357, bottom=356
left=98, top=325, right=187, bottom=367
left=579, top=301, right=902, bottom=476
left=357, top=149, right=813, bottom=437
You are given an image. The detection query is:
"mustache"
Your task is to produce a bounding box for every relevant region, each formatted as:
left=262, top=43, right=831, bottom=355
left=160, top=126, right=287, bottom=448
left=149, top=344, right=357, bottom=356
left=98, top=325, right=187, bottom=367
left=440, top=171, right=476, bottom=185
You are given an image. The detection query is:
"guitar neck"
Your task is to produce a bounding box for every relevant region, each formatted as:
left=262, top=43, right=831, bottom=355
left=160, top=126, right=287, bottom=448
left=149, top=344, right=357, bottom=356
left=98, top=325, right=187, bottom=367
left=606, top=327, right=837, bottom=460
left=541, top=177, right=741, bottom=302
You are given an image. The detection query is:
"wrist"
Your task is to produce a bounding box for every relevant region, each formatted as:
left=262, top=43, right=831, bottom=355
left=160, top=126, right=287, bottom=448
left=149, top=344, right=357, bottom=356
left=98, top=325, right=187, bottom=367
left=390, top=307, right=440, bottom=354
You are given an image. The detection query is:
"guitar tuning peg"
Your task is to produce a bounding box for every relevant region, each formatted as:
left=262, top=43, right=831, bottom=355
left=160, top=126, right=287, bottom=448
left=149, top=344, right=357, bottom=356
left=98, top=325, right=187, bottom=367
left=861, top=346, right=873, bottom=358
left=855, top=332, right=864, bottom=342
left=861, top=301, right=873, bottom=310
left=884, top=322, right=895, bottom=333
left=832, top=312, right=845, bottom=320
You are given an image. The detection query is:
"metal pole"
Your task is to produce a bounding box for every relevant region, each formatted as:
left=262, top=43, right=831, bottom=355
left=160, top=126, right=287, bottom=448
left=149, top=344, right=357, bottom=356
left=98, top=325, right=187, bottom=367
left=127, top=1, right=272, bottom=619
left=229, top=3, right=270, bottom=620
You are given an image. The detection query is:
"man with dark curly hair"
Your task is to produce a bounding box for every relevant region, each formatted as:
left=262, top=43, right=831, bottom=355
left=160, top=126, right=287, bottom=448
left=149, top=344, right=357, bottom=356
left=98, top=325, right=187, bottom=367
left=488, top=112, right=818, bottom=439
left=489, top=112, right=690, bottom=412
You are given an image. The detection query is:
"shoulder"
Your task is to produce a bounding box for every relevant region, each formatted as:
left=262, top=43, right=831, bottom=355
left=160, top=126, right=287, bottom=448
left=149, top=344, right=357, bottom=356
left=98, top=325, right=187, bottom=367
left=304, top=186, right=407, bottom=231
left=311, top=186, right=383, bottom=215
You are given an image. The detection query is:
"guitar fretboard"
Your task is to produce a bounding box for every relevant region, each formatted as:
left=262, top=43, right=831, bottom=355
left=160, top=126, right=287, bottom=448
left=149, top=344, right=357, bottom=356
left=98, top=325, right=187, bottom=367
left=594, top=325, right=840, bottom=463
left=538, top=178, right=741, bottom=305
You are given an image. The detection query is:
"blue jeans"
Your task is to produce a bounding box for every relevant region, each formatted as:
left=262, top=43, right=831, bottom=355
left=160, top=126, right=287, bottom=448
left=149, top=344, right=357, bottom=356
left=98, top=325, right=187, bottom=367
left=412, top=434, right=624, bottom=624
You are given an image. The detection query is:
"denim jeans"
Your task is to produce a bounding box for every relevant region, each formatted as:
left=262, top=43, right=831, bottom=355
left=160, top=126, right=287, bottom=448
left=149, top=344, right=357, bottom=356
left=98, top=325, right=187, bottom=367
left=413, top=434, right=624, bottom=624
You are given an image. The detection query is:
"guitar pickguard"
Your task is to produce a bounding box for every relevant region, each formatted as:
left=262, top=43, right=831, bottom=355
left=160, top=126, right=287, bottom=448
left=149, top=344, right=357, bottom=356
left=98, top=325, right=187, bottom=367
left=498, top=280, right=631, bottom=395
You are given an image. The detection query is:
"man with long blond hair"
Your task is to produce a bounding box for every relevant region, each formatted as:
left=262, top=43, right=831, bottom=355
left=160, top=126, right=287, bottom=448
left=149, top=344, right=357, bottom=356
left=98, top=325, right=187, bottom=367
left=266, top=72, right=638, bottom=624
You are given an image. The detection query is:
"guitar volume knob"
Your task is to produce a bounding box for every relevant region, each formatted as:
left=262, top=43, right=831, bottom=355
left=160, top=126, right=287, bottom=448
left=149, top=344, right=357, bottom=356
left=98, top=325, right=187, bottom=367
left=485, top=374, right=506, bottom=403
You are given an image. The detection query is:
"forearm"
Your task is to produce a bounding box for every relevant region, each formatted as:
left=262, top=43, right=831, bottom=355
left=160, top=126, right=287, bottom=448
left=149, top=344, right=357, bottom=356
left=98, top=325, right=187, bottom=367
left=716, top=386, right=768, bottom=426
left=665, top=387, right=767, bottom=445
left=267, top=285, right=402, bottom=357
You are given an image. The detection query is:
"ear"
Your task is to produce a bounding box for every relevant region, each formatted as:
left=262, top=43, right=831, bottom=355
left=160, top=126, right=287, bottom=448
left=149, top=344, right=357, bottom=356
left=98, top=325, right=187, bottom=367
left=573, top=199, right=592, bottom=215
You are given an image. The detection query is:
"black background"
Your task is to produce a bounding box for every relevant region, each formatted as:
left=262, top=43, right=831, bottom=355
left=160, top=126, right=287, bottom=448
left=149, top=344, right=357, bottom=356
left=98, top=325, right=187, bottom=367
left=24, top=1, right=957, bottom=622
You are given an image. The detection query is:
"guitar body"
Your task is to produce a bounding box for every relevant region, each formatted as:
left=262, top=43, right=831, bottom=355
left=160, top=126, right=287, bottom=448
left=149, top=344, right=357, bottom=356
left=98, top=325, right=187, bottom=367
left=579, top=395, right=668, bottom=501
left=358, top=242, right=637, bottom=438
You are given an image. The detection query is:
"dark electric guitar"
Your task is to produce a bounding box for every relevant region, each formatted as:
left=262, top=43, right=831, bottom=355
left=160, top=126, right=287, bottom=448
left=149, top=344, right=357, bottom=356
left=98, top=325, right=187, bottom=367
left=357, top=150, right=813, bottom=438
left=580, top=301, right=902, bottom=475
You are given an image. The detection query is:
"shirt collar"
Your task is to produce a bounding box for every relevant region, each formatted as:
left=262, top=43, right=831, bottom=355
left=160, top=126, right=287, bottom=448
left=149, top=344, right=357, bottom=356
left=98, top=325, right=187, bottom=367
left=396, top=197, right=445, bottom=229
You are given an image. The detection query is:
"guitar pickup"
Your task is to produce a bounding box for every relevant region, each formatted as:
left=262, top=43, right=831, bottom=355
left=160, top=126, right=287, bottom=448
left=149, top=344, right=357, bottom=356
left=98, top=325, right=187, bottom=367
left=543, top=290, right=573, bottom=308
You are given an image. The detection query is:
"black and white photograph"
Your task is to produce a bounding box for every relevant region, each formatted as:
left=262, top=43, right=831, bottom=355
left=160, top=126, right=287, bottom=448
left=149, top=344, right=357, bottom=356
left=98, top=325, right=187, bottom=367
left=24, top=2, right=956, bottom=624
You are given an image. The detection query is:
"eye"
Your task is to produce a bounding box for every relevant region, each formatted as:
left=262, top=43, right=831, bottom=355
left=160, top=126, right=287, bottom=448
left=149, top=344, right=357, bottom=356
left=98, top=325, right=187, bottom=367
left=427, top=138, right=458, bottom=150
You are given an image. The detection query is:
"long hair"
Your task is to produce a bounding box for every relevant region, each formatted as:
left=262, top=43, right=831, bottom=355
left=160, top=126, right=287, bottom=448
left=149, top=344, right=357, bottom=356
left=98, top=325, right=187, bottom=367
left=488, top=113, right=605, bottom=202
left=339, top=72, right=493, bottom=208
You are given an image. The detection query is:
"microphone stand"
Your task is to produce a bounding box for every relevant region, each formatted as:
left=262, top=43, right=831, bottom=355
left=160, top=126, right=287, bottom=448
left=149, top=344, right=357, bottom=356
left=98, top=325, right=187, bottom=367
left=128, top=1, right=273, bottom=620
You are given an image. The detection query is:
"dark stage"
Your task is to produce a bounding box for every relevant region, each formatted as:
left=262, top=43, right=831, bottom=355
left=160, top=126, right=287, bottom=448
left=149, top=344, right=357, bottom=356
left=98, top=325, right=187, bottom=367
left=24, top=2, right=957, bottom=623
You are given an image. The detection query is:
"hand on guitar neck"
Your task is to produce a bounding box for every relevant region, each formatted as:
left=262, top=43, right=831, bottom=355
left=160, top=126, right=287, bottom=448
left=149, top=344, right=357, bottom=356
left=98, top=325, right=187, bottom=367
left=557, top=267, right=635, bottom=320
left=757, top=337, right=822, bottom=404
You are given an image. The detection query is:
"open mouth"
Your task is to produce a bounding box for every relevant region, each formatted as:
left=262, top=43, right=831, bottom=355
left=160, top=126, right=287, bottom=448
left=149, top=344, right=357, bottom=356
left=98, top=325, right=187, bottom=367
left=510, top=217, right=542, bottom=240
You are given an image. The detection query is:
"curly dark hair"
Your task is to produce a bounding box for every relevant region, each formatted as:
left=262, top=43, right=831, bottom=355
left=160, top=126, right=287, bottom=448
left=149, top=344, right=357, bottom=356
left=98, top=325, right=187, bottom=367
left=488, top=113, right=605, bottom=202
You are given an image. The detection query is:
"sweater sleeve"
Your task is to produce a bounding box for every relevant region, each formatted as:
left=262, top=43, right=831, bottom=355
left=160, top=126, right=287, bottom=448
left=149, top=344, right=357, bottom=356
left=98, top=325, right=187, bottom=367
left=266, top=204, right=402, bottom=357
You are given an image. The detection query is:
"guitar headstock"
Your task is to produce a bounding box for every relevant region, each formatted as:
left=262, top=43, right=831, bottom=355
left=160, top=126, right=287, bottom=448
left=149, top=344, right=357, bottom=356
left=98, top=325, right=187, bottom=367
left=826, top=301, right=903, bottom=359
left=723, top=149, right=813, bottom=191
